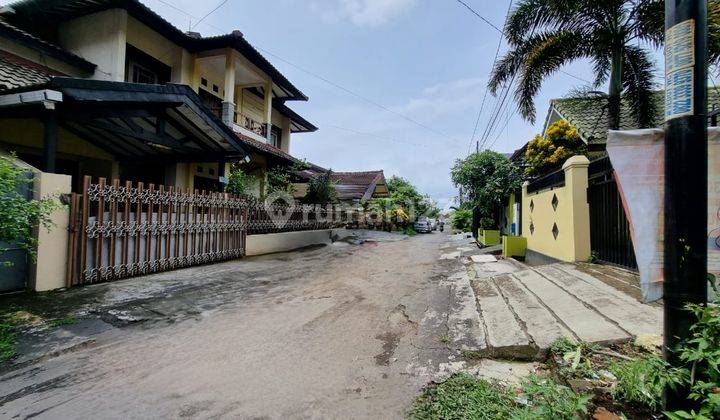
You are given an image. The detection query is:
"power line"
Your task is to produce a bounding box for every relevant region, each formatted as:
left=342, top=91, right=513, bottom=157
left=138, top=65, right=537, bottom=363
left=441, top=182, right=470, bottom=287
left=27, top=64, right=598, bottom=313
left=452, top=0, right=591, bottom=84
left=147, top=0, right=462, bottom=147
left=326, top=125, right=430, bottom=148
left=466, top=0, right=513, bottom=156
left=466, top=0, right=513, bottom=154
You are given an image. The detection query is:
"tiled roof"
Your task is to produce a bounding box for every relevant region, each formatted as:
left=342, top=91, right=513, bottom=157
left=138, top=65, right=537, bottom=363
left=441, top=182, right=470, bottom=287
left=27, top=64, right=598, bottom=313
left=6, top=0, right=305, bottom=100
left=0, top=19, right=95, bottom=72
left=233, top=132, right=297, bottom=164
left=330, top=170, right=387, bottom=201
left=550, top=90, right=720, bottom=145
left=331, top=171, right=384, bottom=185
left=0, top=50, right=63, bottom=91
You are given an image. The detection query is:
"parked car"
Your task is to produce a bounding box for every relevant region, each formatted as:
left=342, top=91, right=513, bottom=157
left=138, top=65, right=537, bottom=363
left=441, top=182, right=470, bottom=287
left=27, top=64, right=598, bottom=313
left=429, top=219, right=437, bottom=231
left=413, top=220, right=432, bottom=233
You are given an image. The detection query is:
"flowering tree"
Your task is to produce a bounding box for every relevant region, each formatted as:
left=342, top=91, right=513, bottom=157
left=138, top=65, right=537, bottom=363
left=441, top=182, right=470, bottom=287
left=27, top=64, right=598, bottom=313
left=524, top=120, right=586, bottom=177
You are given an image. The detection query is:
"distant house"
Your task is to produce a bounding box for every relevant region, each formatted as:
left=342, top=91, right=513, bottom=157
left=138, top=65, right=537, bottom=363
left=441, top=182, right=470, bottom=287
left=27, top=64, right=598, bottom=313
left=0, top=0, right=317, bottom=196
left=293, top=169, right=389, bottom=204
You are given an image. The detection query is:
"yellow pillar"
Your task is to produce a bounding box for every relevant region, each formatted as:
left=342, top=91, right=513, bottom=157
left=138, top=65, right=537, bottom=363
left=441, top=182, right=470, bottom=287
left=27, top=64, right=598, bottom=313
left=29, top=172, right=72, bottom=291
left=562, top=155, right=591, bottom=261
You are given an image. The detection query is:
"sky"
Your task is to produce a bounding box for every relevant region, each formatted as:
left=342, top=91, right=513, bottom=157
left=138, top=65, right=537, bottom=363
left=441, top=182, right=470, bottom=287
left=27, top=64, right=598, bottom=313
left=8, top=0, right=665, bottom=209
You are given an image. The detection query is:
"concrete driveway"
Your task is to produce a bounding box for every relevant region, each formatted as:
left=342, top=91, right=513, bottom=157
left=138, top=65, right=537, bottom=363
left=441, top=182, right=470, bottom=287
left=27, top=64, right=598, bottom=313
left=0, top=230, right=457, bottom=419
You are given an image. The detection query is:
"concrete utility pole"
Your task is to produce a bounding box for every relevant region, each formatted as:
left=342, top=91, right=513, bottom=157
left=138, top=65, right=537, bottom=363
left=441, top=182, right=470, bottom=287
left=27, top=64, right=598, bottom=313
left=663, top=0, right=708, bottom=410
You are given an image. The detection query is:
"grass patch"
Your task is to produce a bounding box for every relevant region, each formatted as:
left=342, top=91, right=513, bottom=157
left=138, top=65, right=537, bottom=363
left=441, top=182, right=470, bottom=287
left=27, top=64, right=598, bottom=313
left=0, top=321, right=18, bottom=363
left=47, top=315, right=78, bottom=328
left=409, top=373, right=516, bottom=419
left=461, top=350, right=485, bottom=360
left=409, top=373, right=591, bottom=420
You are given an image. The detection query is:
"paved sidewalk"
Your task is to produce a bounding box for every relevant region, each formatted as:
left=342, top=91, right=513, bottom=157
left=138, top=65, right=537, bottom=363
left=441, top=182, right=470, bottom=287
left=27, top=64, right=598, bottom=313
left=440, top=233, right=661, bottom=359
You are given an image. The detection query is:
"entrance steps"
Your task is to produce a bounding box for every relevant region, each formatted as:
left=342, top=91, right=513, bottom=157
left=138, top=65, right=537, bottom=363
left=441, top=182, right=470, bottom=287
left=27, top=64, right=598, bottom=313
left=445, top=260, right=661, bottom=360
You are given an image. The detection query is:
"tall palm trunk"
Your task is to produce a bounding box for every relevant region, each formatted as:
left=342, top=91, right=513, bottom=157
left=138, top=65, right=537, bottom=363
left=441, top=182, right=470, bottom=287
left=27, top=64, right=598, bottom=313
left=608, top=45, right=623, bottom=130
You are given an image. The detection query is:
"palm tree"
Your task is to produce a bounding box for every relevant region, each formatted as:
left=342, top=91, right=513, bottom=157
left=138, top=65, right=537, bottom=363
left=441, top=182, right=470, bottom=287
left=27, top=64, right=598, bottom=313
left=488, top=0, right=719, bottom=130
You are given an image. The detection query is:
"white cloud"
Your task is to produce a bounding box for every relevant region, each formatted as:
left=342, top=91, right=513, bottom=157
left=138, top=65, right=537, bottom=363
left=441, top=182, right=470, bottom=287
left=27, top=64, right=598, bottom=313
left=313, top=0, right=417, bottom=27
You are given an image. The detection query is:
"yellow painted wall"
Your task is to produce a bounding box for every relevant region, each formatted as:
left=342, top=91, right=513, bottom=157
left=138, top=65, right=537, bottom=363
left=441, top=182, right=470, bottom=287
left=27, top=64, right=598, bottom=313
left=0, top=37, right=88, bottom=77
left=59, top=9, right=128, bottom=81
left=126, top=16, right=193, bottom=84
left=0, top=118, right=114, bottom=160
left=521, top=155, right=591, bottom=262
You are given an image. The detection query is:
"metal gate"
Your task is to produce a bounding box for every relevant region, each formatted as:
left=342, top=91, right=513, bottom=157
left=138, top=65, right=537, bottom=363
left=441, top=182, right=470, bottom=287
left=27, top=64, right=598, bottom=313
left=587, top=176, right=637, bottom=269
left=67, top=176, right=248, bottom=286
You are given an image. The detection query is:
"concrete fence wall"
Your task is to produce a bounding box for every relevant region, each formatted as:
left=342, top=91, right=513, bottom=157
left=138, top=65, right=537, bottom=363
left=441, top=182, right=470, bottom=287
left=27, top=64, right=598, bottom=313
left=30, top=171, right=72, bottom=292
left=246, top=228, right=350, bottom=256
left=521, top=155, right=591, bottom=262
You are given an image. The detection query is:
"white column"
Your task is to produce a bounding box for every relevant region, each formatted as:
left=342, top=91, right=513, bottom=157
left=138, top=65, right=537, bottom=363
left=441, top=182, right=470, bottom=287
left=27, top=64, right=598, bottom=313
left=264, top=80, right=273, bottom=142
left=222, top=50, right=236, bottom=126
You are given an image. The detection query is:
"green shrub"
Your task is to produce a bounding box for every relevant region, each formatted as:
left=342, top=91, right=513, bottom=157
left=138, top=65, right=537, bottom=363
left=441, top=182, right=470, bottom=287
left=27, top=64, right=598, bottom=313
left=609, top=355, right=686, bottom=410
left=451, top=209, right=472, bottom=231
left=517, top=375, right=591, bottom=419
left=666, top=304, right=720, bottom=419
left=304, top=172, right=337, bottom=204
left=0, top=154, right=60, bottom=265
left=226, top=163, right=249, bottom=197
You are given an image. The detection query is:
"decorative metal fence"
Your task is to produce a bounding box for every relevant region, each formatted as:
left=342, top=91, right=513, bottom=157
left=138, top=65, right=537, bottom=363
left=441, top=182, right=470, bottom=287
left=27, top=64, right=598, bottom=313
left=67, top=176, right=248, bottom=286
left=66, top=177, right=353, bottom=286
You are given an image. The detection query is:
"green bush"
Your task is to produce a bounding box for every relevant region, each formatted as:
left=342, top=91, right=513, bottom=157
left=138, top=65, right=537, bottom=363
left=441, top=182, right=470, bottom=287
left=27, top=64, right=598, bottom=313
left=304, top=172, right=337, bottom=204
left=0, top=154, right=59, bottom=265
left=451, top=209, right=472, bottom=231
left=609, top=356, right=686, bottom=410
left=666, top=304, right=720, bottom=419
left=226, top=163, right=249, bottom=197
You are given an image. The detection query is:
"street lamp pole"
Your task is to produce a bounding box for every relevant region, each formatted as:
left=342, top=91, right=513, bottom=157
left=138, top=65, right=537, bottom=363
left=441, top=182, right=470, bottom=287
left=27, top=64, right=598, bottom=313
left=663, top=0, right=708, bottom=410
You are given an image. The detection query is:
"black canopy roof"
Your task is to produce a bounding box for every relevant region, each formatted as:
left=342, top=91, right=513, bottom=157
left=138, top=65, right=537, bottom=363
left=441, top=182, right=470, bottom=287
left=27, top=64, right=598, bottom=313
left=1, top=77, right=249, bottom=162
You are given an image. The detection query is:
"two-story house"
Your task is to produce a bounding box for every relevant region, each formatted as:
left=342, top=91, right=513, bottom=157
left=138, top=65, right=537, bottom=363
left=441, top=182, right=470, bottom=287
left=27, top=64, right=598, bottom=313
left=0, top=0, right=317, bottom=195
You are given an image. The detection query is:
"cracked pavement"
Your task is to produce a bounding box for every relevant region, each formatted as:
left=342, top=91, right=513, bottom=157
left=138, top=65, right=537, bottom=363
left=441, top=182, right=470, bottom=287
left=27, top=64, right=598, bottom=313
left=0, top=230, right=460, bottom=419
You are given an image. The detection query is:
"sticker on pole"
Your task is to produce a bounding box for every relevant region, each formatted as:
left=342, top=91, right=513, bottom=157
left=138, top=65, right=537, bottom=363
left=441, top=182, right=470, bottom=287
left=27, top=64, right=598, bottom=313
left=665, top=19, right=695, bottom=121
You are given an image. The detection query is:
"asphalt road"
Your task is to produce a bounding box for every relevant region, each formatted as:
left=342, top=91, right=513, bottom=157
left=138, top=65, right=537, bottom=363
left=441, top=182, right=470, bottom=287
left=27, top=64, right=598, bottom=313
left=0, top=230, right=455, bottom=419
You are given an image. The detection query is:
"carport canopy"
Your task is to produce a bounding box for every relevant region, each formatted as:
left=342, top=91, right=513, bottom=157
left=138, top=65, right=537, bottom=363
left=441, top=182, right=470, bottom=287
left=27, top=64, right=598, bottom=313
left=0, top=77, right=249, bottom=170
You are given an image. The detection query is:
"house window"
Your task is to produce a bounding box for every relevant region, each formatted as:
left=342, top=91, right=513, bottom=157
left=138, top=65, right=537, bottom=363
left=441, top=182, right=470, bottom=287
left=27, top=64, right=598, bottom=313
left=125, top=44, right=171, bottom=85
left=201, top=78, right=208, bottom=87
left=130, top=62, right=158, bottom=84
left=270, top=126, right=282, bottom=148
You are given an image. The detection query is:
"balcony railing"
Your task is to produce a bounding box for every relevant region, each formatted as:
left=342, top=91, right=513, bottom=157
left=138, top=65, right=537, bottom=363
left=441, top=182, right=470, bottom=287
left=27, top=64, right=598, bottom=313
left=234, top=112, right=267, bottom=138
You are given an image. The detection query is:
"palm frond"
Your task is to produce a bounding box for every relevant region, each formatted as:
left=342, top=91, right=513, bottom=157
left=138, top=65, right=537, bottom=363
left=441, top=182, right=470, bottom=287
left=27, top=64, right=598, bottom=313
left=634, top=0, right=663, bottom=47
left=622, top=46, right=657, bottom=128
left=514, top=31, right=591, bottom=122
left=505, top=0, right=586, bottom=45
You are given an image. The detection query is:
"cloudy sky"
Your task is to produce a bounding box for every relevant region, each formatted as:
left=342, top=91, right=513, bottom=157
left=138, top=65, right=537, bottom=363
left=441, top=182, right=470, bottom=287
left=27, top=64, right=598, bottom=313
left=16, top=0, right=666, bottom=207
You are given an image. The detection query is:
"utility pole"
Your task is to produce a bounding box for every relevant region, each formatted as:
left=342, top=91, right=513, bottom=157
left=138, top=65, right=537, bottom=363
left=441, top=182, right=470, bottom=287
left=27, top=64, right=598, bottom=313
left=663, top=0, right=708, bottom=410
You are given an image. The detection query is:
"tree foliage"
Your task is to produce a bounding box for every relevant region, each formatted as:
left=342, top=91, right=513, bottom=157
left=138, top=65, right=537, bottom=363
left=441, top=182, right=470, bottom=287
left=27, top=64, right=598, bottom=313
left=525, top=120, right=587, bottom=177
left=226, top=163, right=249, bottom=198
left=486, top=0, right=720, bottom=129
left=0, top=155, right=59, bottom=265
left=304, top=171, right=337, bottom=204
left=451, top=151, right=523, bottom=227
